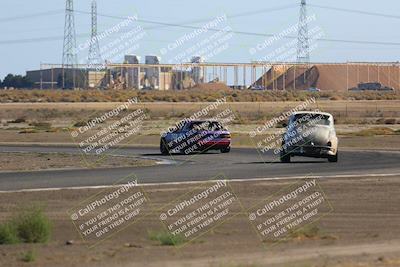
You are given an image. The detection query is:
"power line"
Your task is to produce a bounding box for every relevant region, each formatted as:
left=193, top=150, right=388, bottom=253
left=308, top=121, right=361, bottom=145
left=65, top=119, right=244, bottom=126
left=1, top=5, right=400, bottom=48
left=76, top=10, right=400, bottom=47
left=140, top=4, right=298, bottom=32
left=0, top=4, right=298, bottom=45
left=309, top=4, right=400, bottom=20
left=0, top=10, right=64, bottom=23
left=2, top=22, right=400, bottom=47
left=0, top=4, right=297, bottom=43
left=74, top=4, right=298, bottom=31
left=229, top=4, right=297, bottom=19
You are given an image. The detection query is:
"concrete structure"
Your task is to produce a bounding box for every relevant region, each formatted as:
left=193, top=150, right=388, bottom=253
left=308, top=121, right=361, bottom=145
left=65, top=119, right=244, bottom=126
left=144, top=55, right=161, bottom=89
left=123, top=55, right=140, bottom=89
left=88, top=70, right=106, bottom=88
left=191, top=56, right=204, bottom=84
left=124, top=55, right=140, bottom=64
left=26, top=68, right=87, bottom=89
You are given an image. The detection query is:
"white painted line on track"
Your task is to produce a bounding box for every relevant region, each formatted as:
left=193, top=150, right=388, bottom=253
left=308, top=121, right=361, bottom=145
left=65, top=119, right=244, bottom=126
left=0, top=172, right=399, bottom=194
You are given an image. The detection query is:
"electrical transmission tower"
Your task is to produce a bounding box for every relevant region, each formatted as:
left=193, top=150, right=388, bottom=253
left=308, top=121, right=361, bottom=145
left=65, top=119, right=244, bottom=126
left=62, top=0, right=77, bottom=69
left=297, top=0, right=310, bottom=63
left=87, top=0, right=102, bottom=67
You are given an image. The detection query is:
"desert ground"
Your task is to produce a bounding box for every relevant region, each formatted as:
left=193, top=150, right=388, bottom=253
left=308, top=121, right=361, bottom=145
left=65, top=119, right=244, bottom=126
left=0, top=176, right=399, bottom=267
left=0, top=98, right=399, bottom=267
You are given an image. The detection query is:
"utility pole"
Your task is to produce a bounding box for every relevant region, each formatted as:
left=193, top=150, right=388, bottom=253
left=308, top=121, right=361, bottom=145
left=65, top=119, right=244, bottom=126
left=62, top=0, right=77, bottom=88
left=87, top=0, right=102, bottom=68
left=297, top=0, right=310, bottom=64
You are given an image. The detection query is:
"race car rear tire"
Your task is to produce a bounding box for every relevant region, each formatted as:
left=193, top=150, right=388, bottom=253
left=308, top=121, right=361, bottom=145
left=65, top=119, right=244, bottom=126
left=280, top=152, right=291, bottom=163
left=160, top=139, right=169, bottom=155
left=221, top=147, right=231, bottom=153
left=328, top=152, right=338, bottom=163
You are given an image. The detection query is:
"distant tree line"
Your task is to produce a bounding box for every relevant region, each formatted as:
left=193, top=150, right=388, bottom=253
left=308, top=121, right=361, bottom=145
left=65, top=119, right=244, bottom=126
left=0, top=74, right=33, bottom=88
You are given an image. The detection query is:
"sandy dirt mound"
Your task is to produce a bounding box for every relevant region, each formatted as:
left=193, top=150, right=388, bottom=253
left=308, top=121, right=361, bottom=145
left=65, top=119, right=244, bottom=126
left=315, top=64, right=400, bottom=91
left=253, top=64, right=400, bottom=91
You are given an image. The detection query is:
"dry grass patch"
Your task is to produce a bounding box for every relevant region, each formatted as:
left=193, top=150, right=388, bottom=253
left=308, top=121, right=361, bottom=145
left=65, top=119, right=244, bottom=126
left=345, top=127, right=398, bottom=136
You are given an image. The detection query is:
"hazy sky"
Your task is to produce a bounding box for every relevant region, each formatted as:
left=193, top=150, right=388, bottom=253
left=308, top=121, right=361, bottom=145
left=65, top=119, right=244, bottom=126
left=1, top=0, right=400, bottom=79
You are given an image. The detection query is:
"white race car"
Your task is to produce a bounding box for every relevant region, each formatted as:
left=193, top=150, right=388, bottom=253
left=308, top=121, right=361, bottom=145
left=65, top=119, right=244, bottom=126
left=280, top=111, right=338, bottom=163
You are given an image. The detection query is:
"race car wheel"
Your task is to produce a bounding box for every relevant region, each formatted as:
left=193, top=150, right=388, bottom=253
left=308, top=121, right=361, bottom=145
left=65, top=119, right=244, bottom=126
left=280, top=151, right=291, bottom=163
left=160, top=139, right=169, bottom=155
left=220, top=147, right=231, bottom=153
left=328, top=151, right=338, bottom=163
left=181, top=149, right=192, bottom=155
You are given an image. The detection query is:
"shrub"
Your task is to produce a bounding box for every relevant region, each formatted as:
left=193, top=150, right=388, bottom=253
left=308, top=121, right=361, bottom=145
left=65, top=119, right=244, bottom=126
left=0, top=206, right=52, bottom=245
left=21, top=250, right=36, bottom=262
left=384, top=118, right=397, bottom=125
left=8, top=118, right=26, bottom=123
left=13, top=207, right=52, bottom=243
left=353, top=127, right=395, bottom=136
left=376, top=118, right=385, bottom=124
left=148, top=230, right=184, bottom=246
left=289, top=224, right=320, bottom=239
left=29, top=122, right=51, bottom=130
left=0, top=222, right=19, bottom=244
left=18, top=129, right=38, bottom=134
left=1, top=89, right=400, bottom=103
left=329, top=96, right=341, bottom=101
left=73, top=121, right=87, bottom=127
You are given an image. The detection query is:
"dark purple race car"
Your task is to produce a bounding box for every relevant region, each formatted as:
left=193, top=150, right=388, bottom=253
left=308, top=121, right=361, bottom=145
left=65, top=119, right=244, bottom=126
left=160, top=120, right=231, bottom=155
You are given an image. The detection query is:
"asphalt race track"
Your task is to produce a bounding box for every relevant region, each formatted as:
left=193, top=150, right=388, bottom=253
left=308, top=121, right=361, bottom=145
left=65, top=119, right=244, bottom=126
left=0, top=145, right=399, bottom=191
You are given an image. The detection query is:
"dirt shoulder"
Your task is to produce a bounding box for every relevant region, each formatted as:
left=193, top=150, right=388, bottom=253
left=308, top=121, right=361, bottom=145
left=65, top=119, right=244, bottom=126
left=0, top=176, right=399, bottom=267
left=0, top=152, right=155, bottom=171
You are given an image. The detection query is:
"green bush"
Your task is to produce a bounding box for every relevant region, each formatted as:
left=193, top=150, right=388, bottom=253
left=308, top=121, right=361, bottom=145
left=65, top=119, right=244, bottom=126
left=0, top=206, right=52, bottom=245
left=73, top=121, right=87, bottom=127
left=148, top=230, right=184, bottom=246
left=21, top=250, right=36, bottom=262
left=290, top=224, right=320, bottom=239
left=0, top=222, right=19, bottom=244
left=13, top=207, right=52, bottom=243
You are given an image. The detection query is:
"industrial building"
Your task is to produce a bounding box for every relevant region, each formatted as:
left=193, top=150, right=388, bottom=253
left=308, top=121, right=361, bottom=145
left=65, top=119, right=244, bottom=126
left=26, top=68, right=87, bottom=89
left=26, top=60, right=400, bottom=91
left=27, top=55, right=205, bottom=90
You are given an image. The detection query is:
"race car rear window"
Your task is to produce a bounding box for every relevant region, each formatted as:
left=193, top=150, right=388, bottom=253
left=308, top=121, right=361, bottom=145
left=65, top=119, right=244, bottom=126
left=189, top=121, right=224, bottom=131
left=294, top=114, right=330, bottom=126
